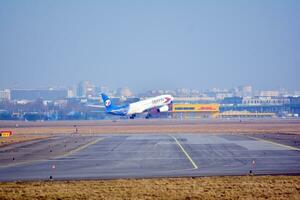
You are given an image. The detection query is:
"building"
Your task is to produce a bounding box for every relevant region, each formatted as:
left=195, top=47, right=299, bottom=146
left=10, top=89, right=68, bottom=101
left=117, top=87, right=133, bottom=97
left=173, top=97, right=216, bottom=104
left=220, top=96, right=291, bottom=116
left=242, top=97, right=290, bottom=105
left=77, top=81, right=95, bottom=97
left=171, top=104, right=219, bottom=119
left=67, top=87, right=76, bottom=98
left=0, top=89, right=10, bottom=101
left=289, top=97, right=300, bottom=115
left=260, top=90, right=280, bottom=97
left=242, top=85, right=252, bottom=97
left=221, top=97, right=243, bottom=105
left=219, top=111, right=275, bottom=118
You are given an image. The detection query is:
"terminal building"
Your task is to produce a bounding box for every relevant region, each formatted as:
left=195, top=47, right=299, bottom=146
left=218, top=111, right=275, bottom=118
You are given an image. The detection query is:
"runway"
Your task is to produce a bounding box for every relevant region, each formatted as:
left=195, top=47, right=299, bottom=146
left=0, top=133, right=300, bottom=181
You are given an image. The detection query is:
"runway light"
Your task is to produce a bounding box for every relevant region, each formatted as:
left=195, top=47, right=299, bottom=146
left=252, top=160, right=256, bottom=165
left=52, top=165, right=55, bottom=169
left=0, top=131, right=13, bottom=137
left=49, top=175, right=53, bottom=180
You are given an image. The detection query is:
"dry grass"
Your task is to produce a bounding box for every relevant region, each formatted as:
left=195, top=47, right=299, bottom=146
left=0, top=134, right=49, bottom=147
left=1, top=119, right=300, bottom=136
left=1, top=119, right=300, bottom=147
left=0, top=176, right=299, bottom=200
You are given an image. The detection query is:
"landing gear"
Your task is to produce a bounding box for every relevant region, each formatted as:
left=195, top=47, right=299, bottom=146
left=129, top=114, right=136, bottom=119
left=145, top=113, right=151, bottom=119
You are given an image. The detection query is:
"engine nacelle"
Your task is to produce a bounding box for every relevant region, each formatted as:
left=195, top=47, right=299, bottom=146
left=157, top=105, right=169, bottom=112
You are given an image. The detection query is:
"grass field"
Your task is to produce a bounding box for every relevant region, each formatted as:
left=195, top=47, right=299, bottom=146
left=0, top=176, right=299, bottom=200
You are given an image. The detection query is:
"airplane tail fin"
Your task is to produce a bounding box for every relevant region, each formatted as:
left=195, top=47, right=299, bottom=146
left=101, top=93, right=113, bottom=109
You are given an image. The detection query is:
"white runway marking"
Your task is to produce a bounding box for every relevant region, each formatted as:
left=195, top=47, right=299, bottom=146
left=170, top=135, right=198, bottom=169
left=248, top=136, right=300, bottom=151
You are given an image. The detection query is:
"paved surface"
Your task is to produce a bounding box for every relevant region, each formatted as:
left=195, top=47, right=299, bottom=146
left=0, top=135, right=99, bottom=168
left=0, top=133, right=300, bottom=181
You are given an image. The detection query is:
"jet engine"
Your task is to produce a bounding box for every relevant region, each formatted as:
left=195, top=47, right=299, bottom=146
left=157, top=105, right=169, bottom=112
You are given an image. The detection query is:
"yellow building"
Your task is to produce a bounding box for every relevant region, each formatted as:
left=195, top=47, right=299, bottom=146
left=171, top=104, right=220, bottom=119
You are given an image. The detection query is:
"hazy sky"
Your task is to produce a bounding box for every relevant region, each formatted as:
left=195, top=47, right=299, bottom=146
left=1, top=0, right=299, bottom=92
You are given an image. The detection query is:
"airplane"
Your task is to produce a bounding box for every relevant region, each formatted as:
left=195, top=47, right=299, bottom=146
left=101, top=93, right=174, bottom=119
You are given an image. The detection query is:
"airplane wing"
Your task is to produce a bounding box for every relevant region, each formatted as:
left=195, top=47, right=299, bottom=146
left=86, top=104, right=105, bottom=108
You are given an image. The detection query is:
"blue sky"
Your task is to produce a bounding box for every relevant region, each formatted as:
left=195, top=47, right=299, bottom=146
left=0, top=0, right=299, bottom=92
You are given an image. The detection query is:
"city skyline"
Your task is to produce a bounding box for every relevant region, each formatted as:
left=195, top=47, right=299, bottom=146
left=0, top=82, right=298, bottom=94
left=1, top=82, right=300, bottom=99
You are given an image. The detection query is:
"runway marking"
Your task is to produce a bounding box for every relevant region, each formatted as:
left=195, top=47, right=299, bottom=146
left=0, top=138, right=105, bottom=169
left=56, top=137, right=104, bottom=158
left=170, top=135, right=198, bottom=169
left=248, top=136, right=300, bottom=151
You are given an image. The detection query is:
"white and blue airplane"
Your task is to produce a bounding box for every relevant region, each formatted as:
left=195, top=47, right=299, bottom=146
left=101, top=93, right=174, bottom=119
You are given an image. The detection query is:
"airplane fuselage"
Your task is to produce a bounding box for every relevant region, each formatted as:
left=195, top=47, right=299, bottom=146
left=106, top=94, right=173, bottom=116
left=127, top=95, right=173, bottom=115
